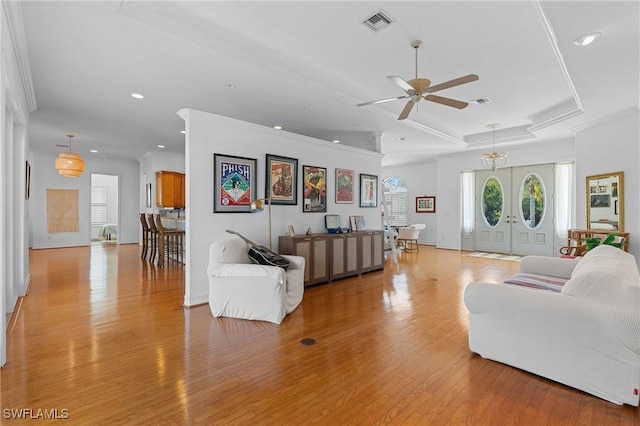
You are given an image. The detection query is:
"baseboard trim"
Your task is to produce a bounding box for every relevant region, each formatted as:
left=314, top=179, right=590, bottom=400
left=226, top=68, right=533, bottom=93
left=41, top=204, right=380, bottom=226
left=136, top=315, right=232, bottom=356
left=6, top=296, right=24, bottom=342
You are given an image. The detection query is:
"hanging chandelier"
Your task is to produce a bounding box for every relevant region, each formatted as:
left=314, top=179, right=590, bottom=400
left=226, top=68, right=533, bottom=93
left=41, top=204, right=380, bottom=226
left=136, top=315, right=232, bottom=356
left=55, top=134, right=85, bottom=177
left=480, top=123, right=507, bottom=172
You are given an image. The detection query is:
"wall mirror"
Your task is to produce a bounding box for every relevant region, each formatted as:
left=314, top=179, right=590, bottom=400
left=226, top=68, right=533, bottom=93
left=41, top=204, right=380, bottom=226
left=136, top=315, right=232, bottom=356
left=586, top=171, right=624, bottom=231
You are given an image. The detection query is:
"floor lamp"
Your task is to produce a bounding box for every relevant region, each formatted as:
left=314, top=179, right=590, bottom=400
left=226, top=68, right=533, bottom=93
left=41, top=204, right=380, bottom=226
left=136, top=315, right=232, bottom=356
left=250, top=197, right=272, bottom=250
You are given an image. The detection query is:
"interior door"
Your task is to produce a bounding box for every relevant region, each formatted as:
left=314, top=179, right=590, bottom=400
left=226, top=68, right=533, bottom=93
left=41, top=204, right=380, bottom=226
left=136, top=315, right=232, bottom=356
left=475, top=168, right=511, bottom=254
left=475, top=164, right=555, bottom=256
left=510, top=164, right=554, bottom=256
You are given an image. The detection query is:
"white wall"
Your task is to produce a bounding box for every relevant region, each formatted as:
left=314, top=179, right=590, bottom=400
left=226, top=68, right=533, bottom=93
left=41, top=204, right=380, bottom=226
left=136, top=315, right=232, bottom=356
left=1, top=0, right=34, bottom=366
left=575, top=109, right=639, bottom=260
left=30, top=151, right=141, bottom=248
left=180, top=109, right=383, bottom=306
left=383, top=138, right=576, bottom=250
left=383, top=159, right=437, bottom=245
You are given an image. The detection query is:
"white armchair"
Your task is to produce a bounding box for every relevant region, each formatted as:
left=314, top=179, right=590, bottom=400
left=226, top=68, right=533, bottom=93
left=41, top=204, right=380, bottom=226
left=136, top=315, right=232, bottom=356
left=396, top=224, right=426, bottom=252
left=207, top=237, right=305, bottom=324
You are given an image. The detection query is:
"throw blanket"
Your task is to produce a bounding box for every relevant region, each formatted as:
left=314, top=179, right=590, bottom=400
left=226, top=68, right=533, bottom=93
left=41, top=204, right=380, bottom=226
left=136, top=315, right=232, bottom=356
left=503, top=273, right=568, bottom=293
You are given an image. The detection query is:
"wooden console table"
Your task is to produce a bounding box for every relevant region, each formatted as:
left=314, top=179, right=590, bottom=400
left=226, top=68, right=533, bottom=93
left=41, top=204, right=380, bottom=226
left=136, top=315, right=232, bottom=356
left=565, top=229, right=629, bottom=253
left=279, top=230, right=384, bottom=286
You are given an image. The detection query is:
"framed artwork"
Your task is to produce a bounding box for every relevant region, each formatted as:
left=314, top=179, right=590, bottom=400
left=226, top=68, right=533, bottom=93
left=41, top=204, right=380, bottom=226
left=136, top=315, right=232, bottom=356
left=590, top=194, right=610, bottom=208
left=266, top=154, right=297, bottom=205
left=349, top=215, right=366, bottom=231
left=359, top=173, right=378, bottom=208
left=416, top=196, right=436, bottom=213
left=146, top=183, right=152, bottom=208
left=302, top=165, right=327, bottom=212
left=335, top=168, right=354, bottom=204
left=213, top=153, right=257, bottom=213
left=25, top=160, right=31, bottom=200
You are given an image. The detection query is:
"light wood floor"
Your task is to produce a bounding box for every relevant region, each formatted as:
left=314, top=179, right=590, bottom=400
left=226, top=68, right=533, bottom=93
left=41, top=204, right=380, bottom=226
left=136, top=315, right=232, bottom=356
left=2, top=244, right=638, bottom=424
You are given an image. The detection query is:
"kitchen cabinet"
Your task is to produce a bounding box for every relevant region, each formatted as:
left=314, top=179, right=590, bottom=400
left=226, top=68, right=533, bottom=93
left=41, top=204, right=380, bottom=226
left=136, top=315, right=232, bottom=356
left=156, top=171, right=185, bottom=208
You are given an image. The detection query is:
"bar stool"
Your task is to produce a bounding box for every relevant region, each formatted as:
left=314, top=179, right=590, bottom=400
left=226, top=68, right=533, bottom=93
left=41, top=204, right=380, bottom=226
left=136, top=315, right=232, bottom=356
left=139, top=213, right=152, bottom=259
left=154, top=214, right=184, bottom=267
left=146, top=213, right=159, bottom=262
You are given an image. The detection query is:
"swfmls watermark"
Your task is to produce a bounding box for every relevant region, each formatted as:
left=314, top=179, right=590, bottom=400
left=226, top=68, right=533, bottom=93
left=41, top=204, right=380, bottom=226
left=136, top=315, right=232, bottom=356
left=3, top=408, right=69, bottom=420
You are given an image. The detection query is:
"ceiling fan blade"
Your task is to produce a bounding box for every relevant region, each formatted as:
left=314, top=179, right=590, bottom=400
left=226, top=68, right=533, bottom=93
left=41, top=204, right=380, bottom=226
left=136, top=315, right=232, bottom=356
left=398, top=100, right=416, bottom=120
left=387, top=76, right=416, bottom=94
left=357, top=95, right=409, bottom=107
left=424, top=94, right=469, bottom=109
left=426, top=74, right=479, bottom=93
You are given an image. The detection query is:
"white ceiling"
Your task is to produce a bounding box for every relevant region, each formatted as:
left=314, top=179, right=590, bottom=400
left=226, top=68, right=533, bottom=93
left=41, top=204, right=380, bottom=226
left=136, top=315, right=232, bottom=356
left=20, top=1, right=639, bottom=167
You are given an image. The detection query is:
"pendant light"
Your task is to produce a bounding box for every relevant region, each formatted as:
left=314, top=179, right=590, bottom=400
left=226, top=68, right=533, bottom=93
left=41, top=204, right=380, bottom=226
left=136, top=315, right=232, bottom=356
left=55, top=134, right=85, bottom=177
left=480, top=123, right=507, bottom=172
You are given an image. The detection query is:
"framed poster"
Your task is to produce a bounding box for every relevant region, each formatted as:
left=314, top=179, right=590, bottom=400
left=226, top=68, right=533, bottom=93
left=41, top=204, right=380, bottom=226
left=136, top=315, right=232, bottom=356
left=335, top=168, right=354, bottom=204
left=359, top=173, right=378, bottom=208
left=416, top=196, right=436, bottom=213
left=302, top=165, right=327, bottom=212
left=213, top=153, right=257, bottom=212
left=266, top=154, right=297, bottom=205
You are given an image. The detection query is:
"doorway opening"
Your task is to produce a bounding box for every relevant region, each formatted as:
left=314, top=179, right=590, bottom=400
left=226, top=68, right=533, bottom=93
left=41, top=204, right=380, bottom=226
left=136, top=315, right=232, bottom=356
left=91, top=174, right=119, bottom=245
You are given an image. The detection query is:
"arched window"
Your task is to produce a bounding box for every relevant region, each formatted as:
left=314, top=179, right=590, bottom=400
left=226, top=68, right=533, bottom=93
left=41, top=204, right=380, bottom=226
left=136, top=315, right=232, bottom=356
left=382, top=176, right=408, bottom=226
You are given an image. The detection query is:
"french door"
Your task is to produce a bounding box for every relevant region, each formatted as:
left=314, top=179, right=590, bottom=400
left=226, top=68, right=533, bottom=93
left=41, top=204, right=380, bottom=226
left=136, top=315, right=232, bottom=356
left=475, top=164, right=555, bottom=256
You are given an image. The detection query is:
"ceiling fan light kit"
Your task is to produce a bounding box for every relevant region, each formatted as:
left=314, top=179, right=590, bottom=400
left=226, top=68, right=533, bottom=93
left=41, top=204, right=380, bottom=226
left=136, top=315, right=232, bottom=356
left=55, top=134, right=85, bottom=177
left=357, top=40, right=479, bottom=120
left=481, top=124, right=507, bottom=172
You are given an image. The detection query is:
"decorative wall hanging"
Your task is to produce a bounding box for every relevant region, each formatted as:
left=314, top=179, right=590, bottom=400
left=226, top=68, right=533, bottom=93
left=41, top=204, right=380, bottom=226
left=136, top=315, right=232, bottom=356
left=265, top=154, right=297, bottom=205
left=47, top=189, right=79, bottom=233
left=335, top=168, right=354, bottom=204
left=359, top=173, right=378, bottom=207
left=302, top=165, right=327, bottom=212
left=213, top=154, right=256, bottom=213
left=416, top=196, right=436, bottom=213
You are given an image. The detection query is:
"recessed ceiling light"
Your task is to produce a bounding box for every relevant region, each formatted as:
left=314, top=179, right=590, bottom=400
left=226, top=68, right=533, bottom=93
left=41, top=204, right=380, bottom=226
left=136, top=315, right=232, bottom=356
left=131, top=93, right=144, bottom=99
left=227, top=84, right=236, bottom=89
left=399, top=137, right=405, bottom=141
left=573, top=32, right=601, bottom=46
left=90, top=149, right=98, bottom=153
left=157, top=145, right=165, bottom=148
left=332, top=140, right=340, bottom=144
left=180, top=130, right=186, bottom=134
left=273, top=125, right=282, bottom=130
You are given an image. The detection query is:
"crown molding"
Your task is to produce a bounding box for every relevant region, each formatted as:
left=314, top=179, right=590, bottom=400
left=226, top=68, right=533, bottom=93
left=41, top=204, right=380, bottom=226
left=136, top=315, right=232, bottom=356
left=3, top=0, right=36, bottom=112
left=570, top=107, right=639, bottom=133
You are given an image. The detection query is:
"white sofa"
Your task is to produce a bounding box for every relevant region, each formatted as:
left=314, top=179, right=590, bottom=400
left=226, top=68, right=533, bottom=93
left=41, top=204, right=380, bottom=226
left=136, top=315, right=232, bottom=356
left=464, top=245, right=640, bottom=406
left=207, top=237, right=305, bottom=324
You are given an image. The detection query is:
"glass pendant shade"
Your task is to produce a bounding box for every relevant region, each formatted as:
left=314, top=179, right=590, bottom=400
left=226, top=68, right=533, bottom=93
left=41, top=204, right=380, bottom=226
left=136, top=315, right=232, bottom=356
left=481, top=124, right=507, bottom=172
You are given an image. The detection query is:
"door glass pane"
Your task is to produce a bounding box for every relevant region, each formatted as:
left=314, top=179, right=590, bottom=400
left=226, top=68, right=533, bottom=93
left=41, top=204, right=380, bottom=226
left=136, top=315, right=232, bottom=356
left=482, top=176, right=503, bottom=228
left=520, top=173, right=545, bottom=230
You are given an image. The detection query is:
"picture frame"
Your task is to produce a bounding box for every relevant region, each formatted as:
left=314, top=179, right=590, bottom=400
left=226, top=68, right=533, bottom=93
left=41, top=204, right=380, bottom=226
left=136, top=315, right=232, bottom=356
left=590, top=194, right=610, bottom=208
left=25, top=160, right=31, bottom=200
left=302, top=165, right=327, bottom=212
left=146, top=183, right=152, bottom=208
left=359, top=173, right=378, bottom=208
left=416, top=196, right=436, bottom=213
left=265, top=154, right=298, bottom=205
left=335, top=168, right=354, bottom=204
left=213, top=153, right=257, bottom=213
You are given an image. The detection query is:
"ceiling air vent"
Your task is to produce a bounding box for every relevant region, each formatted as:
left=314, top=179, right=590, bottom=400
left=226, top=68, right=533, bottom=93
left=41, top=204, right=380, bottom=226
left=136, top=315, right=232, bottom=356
left=362, top=10, right=395, bottom=33
left=471, top=97, right=492, bottom=105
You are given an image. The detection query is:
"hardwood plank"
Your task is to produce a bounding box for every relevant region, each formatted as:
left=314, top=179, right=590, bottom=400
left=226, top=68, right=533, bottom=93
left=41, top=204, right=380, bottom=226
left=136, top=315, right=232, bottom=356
left=1, top=244, right=638, bottom=424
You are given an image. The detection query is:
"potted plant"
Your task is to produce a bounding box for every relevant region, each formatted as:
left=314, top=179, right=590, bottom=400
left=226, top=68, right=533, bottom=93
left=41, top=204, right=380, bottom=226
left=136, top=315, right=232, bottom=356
left=584, top=234, right=626, bottom=251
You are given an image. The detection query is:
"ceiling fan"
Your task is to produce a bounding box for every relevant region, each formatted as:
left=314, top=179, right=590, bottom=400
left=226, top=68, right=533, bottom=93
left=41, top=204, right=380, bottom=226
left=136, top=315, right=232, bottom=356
left=357, top=40, right=479, bottom=120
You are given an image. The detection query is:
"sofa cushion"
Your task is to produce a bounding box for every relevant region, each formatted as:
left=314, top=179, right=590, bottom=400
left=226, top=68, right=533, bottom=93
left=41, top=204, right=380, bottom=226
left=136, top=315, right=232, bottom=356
left=210, top=238, right=250, bottom=264
left=562, top=245, right=639, bottom=297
